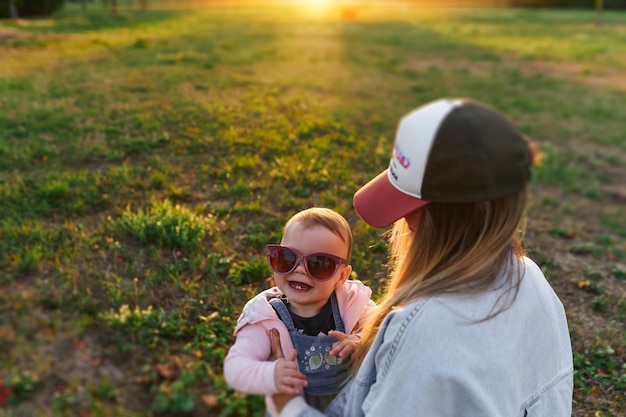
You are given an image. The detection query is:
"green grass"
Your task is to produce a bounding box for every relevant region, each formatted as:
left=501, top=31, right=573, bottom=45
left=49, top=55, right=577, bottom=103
left=1, top=3, right=626, bottom=416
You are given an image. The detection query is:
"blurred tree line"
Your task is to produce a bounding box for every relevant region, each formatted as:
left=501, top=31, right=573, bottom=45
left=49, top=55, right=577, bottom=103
left=509, top=0, right=625, bottom=8
left=1, top=0, right=64, bottom=18
left=1, top=0, right=624, bottom=22
left=0, top=0, right=147, bottom=18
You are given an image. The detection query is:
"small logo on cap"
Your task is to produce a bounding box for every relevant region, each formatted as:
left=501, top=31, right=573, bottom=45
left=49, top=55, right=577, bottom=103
left=394, top=143, right=410, bottom=168
left=390, top=166, right=398, bottom=181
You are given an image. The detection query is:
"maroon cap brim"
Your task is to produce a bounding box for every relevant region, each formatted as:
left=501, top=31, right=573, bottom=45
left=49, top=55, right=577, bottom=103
left=353, top=169, right=430, bottom=228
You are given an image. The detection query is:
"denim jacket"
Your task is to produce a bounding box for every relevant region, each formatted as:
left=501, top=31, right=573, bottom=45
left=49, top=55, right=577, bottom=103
left=281, top=256, right=573, bottom=417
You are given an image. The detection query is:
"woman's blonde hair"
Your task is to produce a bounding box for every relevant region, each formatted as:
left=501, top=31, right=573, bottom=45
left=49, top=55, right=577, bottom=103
left=351, top=188, right=528, bottom=370
left=284, top=207, right=353, bottom=261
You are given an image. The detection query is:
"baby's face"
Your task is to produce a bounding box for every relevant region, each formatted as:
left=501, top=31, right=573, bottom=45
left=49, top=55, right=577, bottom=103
left=274, top=222, right=351, bottom=318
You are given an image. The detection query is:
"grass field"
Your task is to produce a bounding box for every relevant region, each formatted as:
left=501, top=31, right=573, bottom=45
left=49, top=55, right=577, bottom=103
left=1, top=2, right=625, bottom=416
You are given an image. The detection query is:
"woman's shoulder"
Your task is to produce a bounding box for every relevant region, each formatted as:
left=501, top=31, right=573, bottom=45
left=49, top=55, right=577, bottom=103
left=518, top=255, right=568, bottom=316
left=520, top=255, right=544, bottom=278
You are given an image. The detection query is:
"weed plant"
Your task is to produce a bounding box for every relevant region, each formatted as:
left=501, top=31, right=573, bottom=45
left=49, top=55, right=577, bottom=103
left=112, top=199, right=217, bottom=252
left=1, top=3, right=625, bottom=416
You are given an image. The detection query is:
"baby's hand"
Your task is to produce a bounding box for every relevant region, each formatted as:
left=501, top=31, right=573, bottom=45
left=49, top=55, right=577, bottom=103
left=273, top=352, right=307, bottom=395
left=328, top=330, right=361, bottom=358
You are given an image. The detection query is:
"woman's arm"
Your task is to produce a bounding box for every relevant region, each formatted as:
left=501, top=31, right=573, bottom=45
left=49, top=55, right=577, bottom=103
left=269, top=329, right=328, bottom=417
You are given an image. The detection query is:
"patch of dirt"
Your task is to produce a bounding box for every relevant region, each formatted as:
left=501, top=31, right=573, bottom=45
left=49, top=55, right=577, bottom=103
left=405, top=55, right=626, bottom=94
left=0, top=28, right=30, bottom=41
left=524, top=61, right=626, bottom=93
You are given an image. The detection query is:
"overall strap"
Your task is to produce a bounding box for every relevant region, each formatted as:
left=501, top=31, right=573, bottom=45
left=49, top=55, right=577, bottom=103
left=330, top=292, right=346, bottom=333
left=269, top=296, right=296, bottom=331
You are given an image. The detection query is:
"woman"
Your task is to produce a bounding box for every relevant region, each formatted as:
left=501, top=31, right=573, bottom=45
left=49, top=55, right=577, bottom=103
left=270, top=98, right=573, bottom=417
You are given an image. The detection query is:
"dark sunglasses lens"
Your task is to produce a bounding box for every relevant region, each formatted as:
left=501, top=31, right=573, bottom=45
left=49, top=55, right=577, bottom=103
left=307, top=255, right=337, bottom=280
left=270, top=248, right=297, bottom=273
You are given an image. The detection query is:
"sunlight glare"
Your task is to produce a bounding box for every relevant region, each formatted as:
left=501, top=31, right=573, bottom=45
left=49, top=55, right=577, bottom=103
left=296, top=0, right=334, bottom=10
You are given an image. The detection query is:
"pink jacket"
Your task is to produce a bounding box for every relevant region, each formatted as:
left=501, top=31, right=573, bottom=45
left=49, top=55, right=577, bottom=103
left=223, top=280, right=376, bottom=416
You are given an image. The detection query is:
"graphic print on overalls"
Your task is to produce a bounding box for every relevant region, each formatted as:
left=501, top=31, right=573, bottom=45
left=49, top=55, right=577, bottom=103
left=270, top=292, right=350, bottom=411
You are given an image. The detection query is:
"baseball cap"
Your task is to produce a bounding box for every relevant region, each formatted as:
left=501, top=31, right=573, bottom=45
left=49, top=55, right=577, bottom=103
left=353, top=98, right=532, bottom=228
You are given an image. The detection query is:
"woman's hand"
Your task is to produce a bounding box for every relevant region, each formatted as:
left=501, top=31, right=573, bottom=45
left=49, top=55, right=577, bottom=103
left=328, top=330, right=361, bottom=358
left=269, top=328, right=306, bottom=412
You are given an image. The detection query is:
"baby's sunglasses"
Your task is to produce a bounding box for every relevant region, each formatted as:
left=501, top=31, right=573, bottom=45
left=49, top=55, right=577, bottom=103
left=265, top=244, right=348, bottom=281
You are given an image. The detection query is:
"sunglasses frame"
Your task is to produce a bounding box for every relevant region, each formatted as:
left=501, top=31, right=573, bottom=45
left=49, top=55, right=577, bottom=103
left=265, top=244, right=348, bottom=281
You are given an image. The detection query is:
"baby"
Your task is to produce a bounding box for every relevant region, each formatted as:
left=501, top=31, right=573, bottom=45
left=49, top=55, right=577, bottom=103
left=224, top=207, right=375, bottom=415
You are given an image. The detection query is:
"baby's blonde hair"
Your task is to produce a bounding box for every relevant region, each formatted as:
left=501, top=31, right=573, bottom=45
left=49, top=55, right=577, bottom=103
left=284, top=207, right=353, bottom=261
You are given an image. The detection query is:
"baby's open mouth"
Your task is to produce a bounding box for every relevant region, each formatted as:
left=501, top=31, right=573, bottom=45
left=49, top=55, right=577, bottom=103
left=288, top=281, right=312, bottom=291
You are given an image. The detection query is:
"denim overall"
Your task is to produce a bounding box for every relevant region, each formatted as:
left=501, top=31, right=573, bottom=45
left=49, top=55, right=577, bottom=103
left=270, top=293, right=350, bottom=412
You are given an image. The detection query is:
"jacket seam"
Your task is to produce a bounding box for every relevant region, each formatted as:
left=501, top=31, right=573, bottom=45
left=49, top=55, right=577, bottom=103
left=518, top=364, right=574, bottom=414
left=374, top=298, right=431, bottom=396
